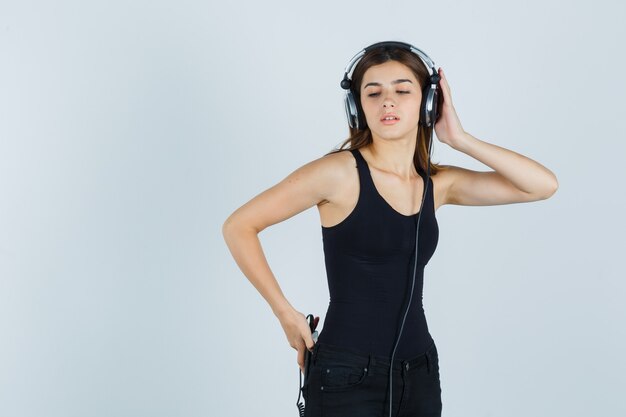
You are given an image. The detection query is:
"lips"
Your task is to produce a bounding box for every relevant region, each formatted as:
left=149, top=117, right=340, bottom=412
left=381, top=113, right=400, bottom=121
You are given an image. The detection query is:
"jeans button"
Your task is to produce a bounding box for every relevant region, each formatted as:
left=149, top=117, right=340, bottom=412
left=405, top=363, right=409, bottom=370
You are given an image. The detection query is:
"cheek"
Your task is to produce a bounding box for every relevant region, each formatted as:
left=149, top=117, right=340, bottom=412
left=410, top=99, right=423, bottom=116
left=360, top=101, right=376, bottom=117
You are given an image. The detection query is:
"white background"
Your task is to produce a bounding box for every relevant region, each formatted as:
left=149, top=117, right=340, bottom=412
left=1, top=0, right=624, bottom=416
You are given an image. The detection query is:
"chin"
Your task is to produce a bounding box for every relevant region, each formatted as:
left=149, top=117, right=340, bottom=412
left=375, top=132, right=408, bottom=141
left=372, top=125, right=418, bottom=140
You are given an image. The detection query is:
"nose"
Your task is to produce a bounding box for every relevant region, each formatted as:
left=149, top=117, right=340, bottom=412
left=382, top=94, right=395, bottom=108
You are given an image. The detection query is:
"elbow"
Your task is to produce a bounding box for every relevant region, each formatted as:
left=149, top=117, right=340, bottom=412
left=222, top=215, right=258, bottom=241
left=551, top=182, right=559, bottom=197
left=222, top=215, right=237, bottom=242
left=540, top=177, right=559, bottom=200
left=548, top=175, right=559, bottom=197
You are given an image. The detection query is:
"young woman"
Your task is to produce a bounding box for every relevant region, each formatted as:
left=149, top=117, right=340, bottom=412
left=222, top=42, right=558, bottom=417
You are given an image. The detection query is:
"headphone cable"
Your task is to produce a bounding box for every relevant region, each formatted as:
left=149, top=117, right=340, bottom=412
left=387, top=130, right=433, bottom=417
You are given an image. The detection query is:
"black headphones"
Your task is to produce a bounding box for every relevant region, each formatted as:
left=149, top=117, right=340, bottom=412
left=339, top=40, right=442, bottom=130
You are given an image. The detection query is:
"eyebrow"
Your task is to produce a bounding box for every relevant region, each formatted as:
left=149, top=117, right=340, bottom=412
left=363, top=79, right=413, bottom=89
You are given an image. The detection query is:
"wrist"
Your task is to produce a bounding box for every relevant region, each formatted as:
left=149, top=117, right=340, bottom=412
left=452, top=131, right=473, bottom=152
left=272, top=302, right=295, bottom=321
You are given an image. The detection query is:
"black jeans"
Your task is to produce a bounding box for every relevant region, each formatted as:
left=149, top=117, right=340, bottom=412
left=301, top=340, right=442, bottom=417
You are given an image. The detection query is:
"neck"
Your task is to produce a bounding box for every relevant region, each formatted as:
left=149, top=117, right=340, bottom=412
left=365, top=132, right=418, bottom=180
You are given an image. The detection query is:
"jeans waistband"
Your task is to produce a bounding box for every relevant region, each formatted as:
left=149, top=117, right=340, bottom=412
left=311, top=340, right=437, bottom=373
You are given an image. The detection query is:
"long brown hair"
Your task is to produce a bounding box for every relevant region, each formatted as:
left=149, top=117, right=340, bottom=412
left=324, top=44, right=445, bottom=176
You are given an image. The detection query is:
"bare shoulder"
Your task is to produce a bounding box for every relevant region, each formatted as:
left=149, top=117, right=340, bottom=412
left=315, top=149, right=356, bottom=205
left=222, top=148, right=354, bottom=233
left=282, top=148, right=355, bottom=205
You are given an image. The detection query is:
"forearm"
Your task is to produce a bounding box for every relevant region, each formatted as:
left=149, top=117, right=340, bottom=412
left=454, top=131, right=559, bottom=195
left=222, top=222, right=295, bottom=319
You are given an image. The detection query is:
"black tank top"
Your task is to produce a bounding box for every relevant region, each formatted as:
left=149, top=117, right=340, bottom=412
left=316, top=148, right=439, bottom=360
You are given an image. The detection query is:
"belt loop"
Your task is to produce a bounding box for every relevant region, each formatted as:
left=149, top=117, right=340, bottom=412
left=369, top=353, right=376, bottom=368
left=425, top=352, right=431, bottom=374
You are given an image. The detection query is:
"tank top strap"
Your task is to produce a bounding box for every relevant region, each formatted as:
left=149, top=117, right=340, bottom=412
left=348, top=148, right=369, bottom=179
left=420, top=170, right=434, bottom=213
left=413, top=166, right=433, bottom=217
left=349, top=148, right=384, bottom=207
left=349, top=148, right=366, bottom=171
left=348, top=148, right=377, bottom=199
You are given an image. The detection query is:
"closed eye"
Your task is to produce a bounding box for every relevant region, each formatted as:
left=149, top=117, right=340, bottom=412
left=367, top=91, right=410, bottom=97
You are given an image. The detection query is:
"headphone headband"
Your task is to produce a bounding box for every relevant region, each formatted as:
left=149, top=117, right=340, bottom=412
left=340, top=41, right=438, bottom=91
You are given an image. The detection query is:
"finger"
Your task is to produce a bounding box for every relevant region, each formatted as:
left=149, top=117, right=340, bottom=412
left=438, top=69, right=447, bottom=91
left=305, top=326, right=316, bottom=350
left=438, top=68, right=452, bottom=104
left=441, top=70, right=451, bottom=95
left=297, top=346, right=305, bottom=369
left=439, top=67, right=447, bottom=82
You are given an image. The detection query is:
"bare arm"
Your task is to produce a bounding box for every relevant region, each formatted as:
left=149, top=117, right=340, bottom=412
left=432, top=67, right=558, bottom=207
left=221, top=151, right=348, bottom=371
left=222, top=223, right=294, bottom=317
left=441, top=132, right=559, bottom=207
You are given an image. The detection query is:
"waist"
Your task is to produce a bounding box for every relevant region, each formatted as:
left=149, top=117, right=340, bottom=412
left=311, top=339, right=438, bottom=373
left=325, top=297, right=426, bottom=317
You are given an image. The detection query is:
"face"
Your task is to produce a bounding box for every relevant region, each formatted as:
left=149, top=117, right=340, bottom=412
left=359, top=60, right=422, bottom=141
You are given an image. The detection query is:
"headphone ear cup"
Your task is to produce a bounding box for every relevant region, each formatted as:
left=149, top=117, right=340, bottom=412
left=419, top=87, right=431, bottom=127
left=345, top=90, right=367, bottom=130
left=355, top=94, right=367, bottom=130
left=344, top=90, right=359, bottom=129
left=420, top=85, right=440, bottom=127
left=431, top=86, right=442, bottom=125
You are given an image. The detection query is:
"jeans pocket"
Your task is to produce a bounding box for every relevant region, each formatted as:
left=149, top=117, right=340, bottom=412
left=319, top=361, right=369, bottom=392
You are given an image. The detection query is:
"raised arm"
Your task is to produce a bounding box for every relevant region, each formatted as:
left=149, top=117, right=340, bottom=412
left=432, top=67, right=558, bottom=207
